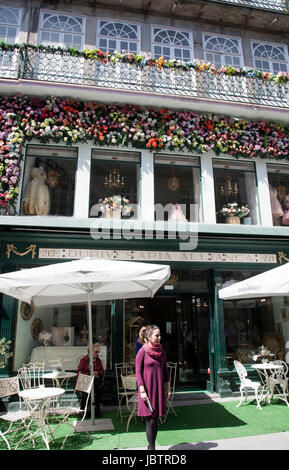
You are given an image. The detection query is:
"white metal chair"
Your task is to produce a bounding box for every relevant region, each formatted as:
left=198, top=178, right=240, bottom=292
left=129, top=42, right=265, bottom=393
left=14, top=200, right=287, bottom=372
left=234, top=360, right=262, bottom=409
left=163, top=362, right=178, bottom=423
left=0, top=376, right=33, bottom=450
left=115, top=362, right=136, bottom=422
left=48, top=373, right=94, bottom=449
left=121, top=374, right=138, bottom=432
left=17, top=362, right=45, bottom=390
left=267, top=360, right=289, bottom=406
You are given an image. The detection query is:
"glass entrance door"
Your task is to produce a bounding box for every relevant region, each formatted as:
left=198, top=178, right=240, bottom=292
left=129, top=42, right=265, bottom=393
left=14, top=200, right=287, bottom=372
left=177, top=295, right=210, bottom=386
left=124, top=293, right=211, bottom=388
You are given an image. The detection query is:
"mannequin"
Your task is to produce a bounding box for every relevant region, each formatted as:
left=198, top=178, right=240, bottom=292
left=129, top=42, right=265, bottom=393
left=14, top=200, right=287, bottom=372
left=23, top=167, right=50, bottom=216
left=269, top=186, right=283, bottom=225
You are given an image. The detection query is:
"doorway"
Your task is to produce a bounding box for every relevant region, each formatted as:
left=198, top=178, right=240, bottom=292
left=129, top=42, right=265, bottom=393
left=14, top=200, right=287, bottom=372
left=152, top=295, right=210, bottom=388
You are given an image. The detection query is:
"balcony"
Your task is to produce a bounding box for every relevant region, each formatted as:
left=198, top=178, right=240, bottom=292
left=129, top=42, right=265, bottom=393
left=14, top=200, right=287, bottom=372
left=209, top=0, right=289, bottom=13
left=1, top=44, right=289, bottom=120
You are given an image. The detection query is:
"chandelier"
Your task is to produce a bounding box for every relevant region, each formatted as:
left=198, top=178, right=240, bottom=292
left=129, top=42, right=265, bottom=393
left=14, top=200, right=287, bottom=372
left=168, top=165, right=180, bottom=192
left=220, top=176, right=238, bottom=197
left=104, top=168, right=125, bottom=189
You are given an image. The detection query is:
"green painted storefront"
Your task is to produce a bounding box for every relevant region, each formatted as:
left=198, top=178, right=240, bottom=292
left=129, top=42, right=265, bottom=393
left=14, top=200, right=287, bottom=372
left=0, top=227, right=288, bottom=403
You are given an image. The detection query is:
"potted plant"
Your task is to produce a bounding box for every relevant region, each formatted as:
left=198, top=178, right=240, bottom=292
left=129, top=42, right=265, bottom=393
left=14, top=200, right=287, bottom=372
left=220, top=202, right=250, bottom=224
left=0, top=338, right=13, bottom=369
left=98, top=195, right=132, bottom=219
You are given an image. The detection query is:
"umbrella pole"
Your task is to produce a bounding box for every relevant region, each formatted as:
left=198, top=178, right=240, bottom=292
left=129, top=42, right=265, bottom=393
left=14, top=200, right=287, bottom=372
left=87, top=290, right=95, bottom=425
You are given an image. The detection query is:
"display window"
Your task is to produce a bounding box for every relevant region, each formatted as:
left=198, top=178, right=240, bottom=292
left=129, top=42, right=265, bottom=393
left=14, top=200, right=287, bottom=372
left=154, top=155, right=201, bottom=222
left=89, top=150, right=140, bottom=219
left=267, top=163, right=289, bottom=226
left=13, top=298, right=112, bottom=372
left=20, top=145, right=78, bottom=216
left=222, top=271, right=288, bottom=367
left=213, top=159, right=258, bottom=225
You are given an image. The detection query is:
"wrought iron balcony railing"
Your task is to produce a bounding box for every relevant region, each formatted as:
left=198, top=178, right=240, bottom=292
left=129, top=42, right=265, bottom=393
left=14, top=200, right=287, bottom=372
left=1, top=44, right=289, bottom=109
left=209, top=0, right=289, bottom=13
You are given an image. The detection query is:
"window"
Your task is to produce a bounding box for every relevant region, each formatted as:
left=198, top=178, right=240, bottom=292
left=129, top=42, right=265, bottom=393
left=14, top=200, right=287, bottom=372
left=97, top=20, right=139, bottom=54
left=154, top=155, right=201, bottom=222
left=213, top=159, right=258, bottom=224
left=20, top=145, right=78, bottom=216
left=0, top=6, right=21, bottom=77
left=251, top=42, right=288, bottom=104
left=202, top=34, right=244, bottom=100
left=39, top=12, right=85, bottom=48
left=267, top=163, right=289, bottom=226
left=152, top=27, right=192, bottom=62
left=251, top=42, right=288, bottom=74
left=152, top=26, right=193, bottom=94
left=203, top=34, right=243, bottom=67
left=222, top=271, right=287, bottom=367
left=89, top=150, right=140, bottom=219
left=13, top=298, right=112, bottom=371
left=96, top=20, right=140, bottom=88
left=35, top=12, right=85, bottom=83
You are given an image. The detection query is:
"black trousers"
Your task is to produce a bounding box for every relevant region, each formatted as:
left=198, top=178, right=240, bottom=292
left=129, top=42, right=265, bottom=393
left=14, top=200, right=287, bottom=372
left=80, top=376, right=103, bottom=416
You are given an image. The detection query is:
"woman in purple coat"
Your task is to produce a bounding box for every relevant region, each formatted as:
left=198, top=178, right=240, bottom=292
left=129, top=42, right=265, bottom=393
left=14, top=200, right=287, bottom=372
left=136, top=325, right=170, bottom=450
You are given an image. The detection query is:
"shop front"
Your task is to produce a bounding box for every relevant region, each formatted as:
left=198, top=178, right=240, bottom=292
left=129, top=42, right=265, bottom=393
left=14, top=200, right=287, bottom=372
left=0, top=230, right=289, bottom=401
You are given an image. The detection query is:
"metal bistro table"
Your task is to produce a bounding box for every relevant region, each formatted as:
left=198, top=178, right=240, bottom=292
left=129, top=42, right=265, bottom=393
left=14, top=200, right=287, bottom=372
left=251, top=362, right=287, bottom=406
left=43, top=371, right=77, bottom=389
left=17, top=387, right=65, bottom=450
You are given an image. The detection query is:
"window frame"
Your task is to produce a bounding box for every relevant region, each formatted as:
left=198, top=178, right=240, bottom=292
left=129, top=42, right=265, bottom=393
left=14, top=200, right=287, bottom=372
left=202, top=32, right=244, bottom=67
left=250, top=40, right=289, bottom=74
left=151, top=24, right=194, bottom=62
left=38, top=10, right=86, bottom=49
left=0, top=5, right=22, bottom=43
left=96, top=18, right=141, bottom=53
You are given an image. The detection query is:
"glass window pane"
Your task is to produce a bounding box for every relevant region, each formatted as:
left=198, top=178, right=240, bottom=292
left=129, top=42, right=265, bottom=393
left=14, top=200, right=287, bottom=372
left=267, top=164, right=289, bottom=226
left=213, top=160, right=257, bottom=225
left=90, top=151, right=140, bottom=219
left=13, top=299, right=112, bottom=371
left=21, top=145, right=78, bottom=217
left=222, top=270, right=286, bottom=368
left=154, top=157, right=201, bottom=222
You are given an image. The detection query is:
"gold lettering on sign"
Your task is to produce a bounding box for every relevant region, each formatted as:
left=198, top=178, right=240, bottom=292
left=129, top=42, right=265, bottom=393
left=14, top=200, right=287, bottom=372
left=38, top=248, right=277, bottom=264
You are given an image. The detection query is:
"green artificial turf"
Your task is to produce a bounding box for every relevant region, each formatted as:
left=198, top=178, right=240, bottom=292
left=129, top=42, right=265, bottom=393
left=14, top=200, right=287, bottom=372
left=2, top=398, right=289, bottom=450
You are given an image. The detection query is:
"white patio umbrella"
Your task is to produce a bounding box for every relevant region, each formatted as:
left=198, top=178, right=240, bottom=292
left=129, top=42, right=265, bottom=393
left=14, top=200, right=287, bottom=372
left=219, top=262, right=289, bottom=300
left=0, top=258, right=170, bottom=428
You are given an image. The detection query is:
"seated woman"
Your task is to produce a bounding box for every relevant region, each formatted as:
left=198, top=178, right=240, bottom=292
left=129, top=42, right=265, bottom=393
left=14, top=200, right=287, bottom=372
left=77, top=343, right=104, bottom=417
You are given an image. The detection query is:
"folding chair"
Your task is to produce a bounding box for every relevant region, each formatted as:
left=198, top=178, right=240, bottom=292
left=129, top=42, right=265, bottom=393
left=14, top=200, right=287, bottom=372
left=121, top=374, right=138, bottom=432
left=268, top=360, right=289, bottom=406
left=48, top=373, right=94, bottom=449
left=0, top=376, right=32, bottom=450
left=17, top=362, right=45, bottom=390
left=115, top=362, right=136, bottom=422
left=164, top=362, right=178, bottom=423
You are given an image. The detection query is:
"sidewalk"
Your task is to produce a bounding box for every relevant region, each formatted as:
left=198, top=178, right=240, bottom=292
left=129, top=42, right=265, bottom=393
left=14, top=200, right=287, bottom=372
left=124, top=431, right=289, bottom=450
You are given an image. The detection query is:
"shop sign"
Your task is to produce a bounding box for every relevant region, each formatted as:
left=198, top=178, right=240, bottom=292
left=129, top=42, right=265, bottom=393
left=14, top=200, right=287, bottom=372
left=39, top=248, right=277, bottom=264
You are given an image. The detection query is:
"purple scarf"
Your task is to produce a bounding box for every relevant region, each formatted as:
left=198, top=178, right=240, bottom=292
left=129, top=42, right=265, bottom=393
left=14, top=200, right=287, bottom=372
left=143, top=342, right=163, bottom=358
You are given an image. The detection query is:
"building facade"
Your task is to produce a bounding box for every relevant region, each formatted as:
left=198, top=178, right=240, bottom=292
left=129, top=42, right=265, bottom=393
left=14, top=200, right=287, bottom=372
left=1, top=0, right=289, bottom=400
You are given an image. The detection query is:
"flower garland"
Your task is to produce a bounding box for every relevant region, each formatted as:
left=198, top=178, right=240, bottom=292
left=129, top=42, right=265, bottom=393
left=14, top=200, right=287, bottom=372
left=2, top=40, right=289, bottom=85
left=1, top=94, right=289, bottom=212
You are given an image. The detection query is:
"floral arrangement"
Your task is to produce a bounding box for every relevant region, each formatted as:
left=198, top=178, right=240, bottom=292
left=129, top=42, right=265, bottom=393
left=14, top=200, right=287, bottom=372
left=98, top=195, right=132, bottom=216
left=220, top=202, right=250, bottom=219
left=1, top=94, right=289, bottom=213
left=0, top=337, right=13, bottom=369
left=38, top=330, right=52, bottom=346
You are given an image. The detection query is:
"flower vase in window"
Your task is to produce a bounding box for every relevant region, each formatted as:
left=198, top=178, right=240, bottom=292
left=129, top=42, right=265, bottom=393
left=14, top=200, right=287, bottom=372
left=220, top=203, right=250, bottom=224
left=98, top=195, right=131, bottom=219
